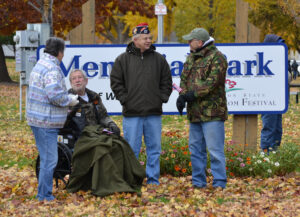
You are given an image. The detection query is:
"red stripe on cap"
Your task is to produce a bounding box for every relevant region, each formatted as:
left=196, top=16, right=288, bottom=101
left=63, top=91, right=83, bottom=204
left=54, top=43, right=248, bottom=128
left=137, top=22, right=148, bottom=27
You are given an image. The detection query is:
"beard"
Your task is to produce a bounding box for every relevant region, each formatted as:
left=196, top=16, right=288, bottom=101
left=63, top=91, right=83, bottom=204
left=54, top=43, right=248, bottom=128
left=72, top=85, right=85, bottom=95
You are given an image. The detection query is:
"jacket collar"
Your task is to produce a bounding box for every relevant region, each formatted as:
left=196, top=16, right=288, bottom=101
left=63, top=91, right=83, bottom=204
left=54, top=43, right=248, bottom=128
left=43, top=53, right=60, bottom=66
left=191, top=43, right=215, bottom=57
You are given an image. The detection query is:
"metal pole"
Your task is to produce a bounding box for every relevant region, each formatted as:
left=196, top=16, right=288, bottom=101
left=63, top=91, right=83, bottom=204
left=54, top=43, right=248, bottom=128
left=157, top=0, right=164, bottom=44
left=19, top=78, right=22, bottom=121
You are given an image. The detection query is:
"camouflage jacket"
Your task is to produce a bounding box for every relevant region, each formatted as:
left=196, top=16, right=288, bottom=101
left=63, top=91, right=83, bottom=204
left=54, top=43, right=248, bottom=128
left=179, top=43, right=228, bottom=122
left=65, top=88, right=115, bottom=137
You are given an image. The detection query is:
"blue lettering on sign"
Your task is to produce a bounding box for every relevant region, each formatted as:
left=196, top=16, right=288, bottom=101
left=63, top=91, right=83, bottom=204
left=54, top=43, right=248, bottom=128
left=100, top=62, right=114, bottom=77
left=227, top=60, right=242, bottom=76
left=227, top=52, right=274, bottom=76
left=60, top=51, right=275, bottom=78
left=245, top=60, right=257, bottom=76
left=257, top=52, right=274, bottom=75
left=60, top=55, right=81, bottom=76
left=83, top=62, right=98, bottom=77
left=170, top=61, right=183, bottom=76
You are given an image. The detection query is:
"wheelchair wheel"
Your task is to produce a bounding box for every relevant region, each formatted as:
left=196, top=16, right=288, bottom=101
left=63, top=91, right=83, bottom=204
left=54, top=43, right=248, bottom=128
left=35, top=142, right=73, bottom=188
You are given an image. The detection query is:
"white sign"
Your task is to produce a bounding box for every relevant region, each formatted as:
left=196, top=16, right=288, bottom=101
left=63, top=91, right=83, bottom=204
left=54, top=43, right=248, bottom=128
left=37, top=43, right=288, bottom=115
left=155, top=3, right=167, bottom=15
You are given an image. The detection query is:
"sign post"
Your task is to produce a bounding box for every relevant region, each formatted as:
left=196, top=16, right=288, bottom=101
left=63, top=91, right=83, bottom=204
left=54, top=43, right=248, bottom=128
left=155, top=0, right=167, bottom=43
left=234, top=0, right=261, bottom=152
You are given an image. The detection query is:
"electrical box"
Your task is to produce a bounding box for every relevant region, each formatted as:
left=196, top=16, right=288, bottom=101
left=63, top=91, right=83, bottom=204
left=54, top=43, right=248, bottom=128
left=13, top=23, right=50, bottom=85
left=14, top=30, right=39, bottom=48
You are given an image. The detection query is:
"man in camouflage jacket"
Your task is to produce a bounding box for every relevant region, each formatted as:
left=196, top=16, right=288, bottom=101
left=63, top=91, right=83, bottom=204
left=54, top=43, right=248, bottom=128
left=177, top=28, right=228, bottom=189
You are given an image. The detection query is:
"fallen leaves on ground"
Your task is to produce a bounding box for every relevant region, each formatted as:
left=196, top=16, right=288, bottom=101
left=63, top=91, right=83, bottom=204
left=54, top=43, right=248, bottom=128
left=0, top=82, right=299, bottom=216
left=0, top=166, right=299, bottom=216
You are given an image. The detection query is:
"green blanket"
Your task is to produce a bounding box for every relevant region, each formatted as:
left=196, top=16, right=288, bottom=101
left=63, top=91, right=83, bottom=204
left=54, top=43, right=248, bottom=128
left=66, top=125, right=146, bottom=196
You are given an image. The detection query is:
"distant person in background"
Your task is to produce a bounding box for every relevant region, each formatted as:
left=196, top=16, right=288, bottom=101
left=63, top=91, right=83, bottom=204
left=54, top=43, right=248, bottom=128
left=26, top=37, right=79, bottom=201
left=292, top=60, right=298, bottom=80
left=260, top=34, right=286, bottom=152
left=288, top=60, right=292, bottom=80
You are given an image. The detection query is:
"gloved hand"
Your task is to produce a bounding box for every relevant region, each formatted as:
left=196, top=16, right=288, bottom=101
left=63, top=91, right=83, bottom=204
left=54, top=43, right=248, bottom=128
left=183, top=91, right=196, bottom=102
left=176, top=91, right=196, bottom=115
left=68, top=94, right=79, bottom=106
left=108, top=122, right=121, bottom=136
left=176, top=95, right=186, bottom=115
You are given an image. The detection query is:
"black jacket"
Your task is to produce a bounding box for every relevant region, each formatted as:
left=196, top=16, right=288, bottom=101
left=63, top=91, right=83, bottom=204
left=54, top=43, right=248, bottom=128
left=65, top=88, right=115, bottom=138
left=292, top=61, right=298, bottom=72
left=110, top=42, right=172, bottom=116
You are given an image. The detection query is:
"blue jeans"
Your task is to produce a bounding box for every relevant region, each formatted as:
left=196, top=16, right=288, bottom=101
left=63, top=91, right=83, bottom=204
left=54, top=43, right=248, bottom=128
left=123, top=116, right=161, bottom=185
left=260, top=114, right=282, bottom=151
left=293, top=70, right=297, bottom=80
left=189, top=121, right=227, bottom=188
left=31, top=126, right=59, bottom=201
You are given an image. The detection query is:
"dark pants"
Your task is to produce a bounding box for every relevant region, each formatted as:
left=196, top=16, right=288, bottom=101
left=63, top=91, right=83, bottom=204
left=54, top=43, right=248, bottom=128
left=260, top=114, right=282, bottom=151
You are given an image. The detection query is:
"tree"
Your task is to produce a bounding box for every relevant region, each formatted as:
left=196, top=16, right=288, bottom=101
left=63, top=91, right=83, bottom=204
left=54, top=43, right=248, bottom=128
left=0, top=0, right=40, bottom=82
left=173, top=0, right=236, bottom=43
left=94, top=0, right=155, bottom=44
left=0, top=35, right=14, bottom=82
left=122, top=0, right=176, bottom=42
left=0, top=0, right=86, bottom=82
left=245, top=0, right=300, bottom=53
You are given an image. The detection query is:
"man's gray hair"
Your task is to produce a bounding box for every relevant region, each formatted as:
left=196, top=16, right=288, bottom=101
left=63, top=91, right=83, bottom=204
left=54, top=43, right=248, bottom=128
left=69, top=69, right=88, bottom=82
left=132, top=34, right=141, bottom=41
left=44, top=37, right=65, bottom=57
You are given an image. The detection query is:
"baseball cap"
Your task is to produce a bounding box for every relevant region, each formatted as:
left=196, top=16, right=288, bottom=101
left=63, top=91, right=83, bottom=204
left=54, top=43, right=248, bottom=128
left=182, top=28, right=210, bottom=41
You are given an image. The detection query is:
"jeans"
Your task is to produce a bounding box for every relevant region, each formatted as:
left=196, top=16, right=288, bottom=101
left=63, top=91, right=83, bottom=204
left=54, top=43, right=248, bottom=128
left=31, top=126, right=59, bottom=201
left=189, top=121, right=227, bottom=188
left=260, top=114, right=282, bottom=151
left=123, top=116, right=161, bottom=185
left=293, top=70, right=297, bottom=80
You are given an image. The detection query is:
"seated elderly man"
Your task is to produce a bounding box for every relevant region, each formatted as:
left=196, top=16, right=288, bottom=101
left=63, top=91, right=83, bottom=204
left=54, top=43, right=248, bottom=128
left=65, top=69, right=146, bottom=197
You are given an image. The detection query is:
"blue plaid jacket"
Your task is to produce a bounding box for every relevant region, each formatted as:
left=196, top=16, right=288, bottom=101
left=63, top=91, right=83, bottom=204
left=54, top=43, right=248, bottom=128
left=26, top=53, right=71, bottom=128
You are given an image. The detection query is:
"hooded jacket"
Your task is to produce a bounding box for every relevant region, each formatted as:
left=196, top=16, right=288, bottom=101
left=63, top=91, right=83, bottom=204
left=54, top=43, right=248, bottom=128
left=180, top=43, right=228, bottom=122
left=263, top=34, right=291, bottom=83
left=263, top=34, right=284, bottom=43
left=110, top=42, right=172, bottom=117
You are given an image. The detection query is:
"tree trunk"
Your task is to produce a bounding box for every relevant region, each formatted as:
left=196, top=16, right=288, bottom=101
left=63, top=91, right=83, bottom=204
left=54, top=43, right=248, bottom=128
left=42, top=0, right=54, bottom=36
left=0, top=44, right=13, bottom=82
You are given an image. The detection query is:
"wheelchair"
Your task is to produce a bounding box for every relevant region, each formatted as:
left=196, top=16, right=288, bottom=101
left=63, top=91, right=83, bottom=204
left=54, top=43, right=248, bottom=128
left=35, top=128, right=77, bottom=188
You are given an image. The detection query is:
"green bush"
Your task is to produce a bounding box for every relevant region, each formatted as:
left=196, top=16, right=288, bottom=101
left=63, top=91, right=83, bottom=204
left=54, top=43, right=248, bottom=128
left=139, top=132, right=300, bottom=178
left=139, top=130, right=192, bottom=176
left=225, top=142, right=300, bottom=178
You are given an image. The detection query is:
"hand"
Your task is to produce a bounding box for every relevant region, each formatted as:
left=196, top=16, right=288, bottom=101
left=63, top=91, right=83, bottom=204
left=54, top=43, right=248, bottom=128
left=108, top=122, right=121, bottom=136
left=68, top=94, right=79, bottom=106
left=176, top=91, right=196, bottom=115
left=176, top=95, right=186, bottom=115
left=183, top=91, right=196, bottom=102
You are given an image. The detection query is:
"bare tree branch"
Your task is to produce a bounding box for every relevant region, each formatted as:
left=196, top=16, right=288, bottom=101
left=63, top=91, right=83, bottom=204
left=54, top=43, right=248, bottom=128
left=27, top=0, right=42, bottom=14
